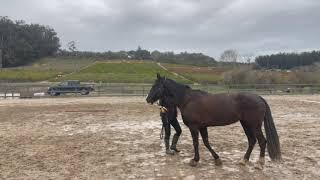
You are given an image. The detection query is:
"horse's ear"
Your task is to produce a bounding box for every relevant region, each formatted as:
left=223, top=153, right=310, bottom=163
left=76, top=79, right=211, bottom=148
left=157, top=73, right=161, bottom=79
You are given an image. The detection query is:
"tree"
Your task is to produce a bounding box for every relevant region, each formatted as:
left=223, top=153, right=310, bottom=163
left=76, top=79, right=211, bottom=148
left=255, top=51, right=320, bottom=69
left=151, top=50, right=161, bottom=61
left=220, top=49, right=238, bottom=63
left=135, top=46, right=151, bottom=60
left=0, top=16, right=60, bottom=67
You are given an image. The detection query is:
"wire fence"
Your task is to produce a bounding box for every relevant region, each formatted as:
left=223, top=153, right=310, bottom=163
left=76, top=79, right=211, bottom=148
left=0, top=82, right=319, bottom=99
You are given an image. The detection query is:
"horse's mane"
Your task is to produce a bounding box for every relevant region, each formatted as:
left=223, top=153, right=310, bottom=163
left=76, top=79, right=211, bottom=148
left=163, top=79, right=188, bottom=101
left=164, top=78, right=208, bottom=100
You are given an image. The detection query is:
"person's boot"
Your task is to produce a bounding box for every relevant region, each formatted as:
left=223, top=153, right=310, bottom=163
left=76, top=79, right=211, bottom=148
left=170, top=134, right=180, bottom=152
left=165, top=139, right=174, bottom=155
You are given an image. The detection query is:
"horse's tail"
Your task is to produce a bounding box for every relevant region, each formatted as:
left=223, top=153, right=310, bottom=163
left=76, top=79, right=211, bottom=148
left=260, top=96, right=282, bottom=161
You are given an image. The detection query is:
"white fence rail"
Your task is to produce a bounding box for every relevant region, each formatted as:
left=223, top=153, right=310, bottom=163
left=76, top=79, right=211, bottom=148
left=0, top=83, right=319, bottom=99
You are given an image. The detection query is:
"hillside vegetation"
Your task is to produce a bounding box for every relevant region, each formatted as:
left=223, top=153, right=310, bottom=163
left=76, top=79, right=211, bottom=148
left=22, top=57, right=97, bottom=72
left=58, top=61, right=191, bottom=83
left=0, top=69, right=58, bottom=82
left=0, top=57, right=319, bottom=84
left=163, top=63, right=227, bottom=84
left=255, top=50, right=320, bottom=69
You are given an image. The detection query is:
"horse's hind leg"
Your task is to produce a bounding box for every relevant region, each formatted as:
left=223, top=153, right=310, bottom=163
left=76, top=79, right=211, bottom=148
left=240, top=121, right=256, bottom=164
left=189, top=127, right=200, bottom=167
left=199, top=127, right=222, bottom=166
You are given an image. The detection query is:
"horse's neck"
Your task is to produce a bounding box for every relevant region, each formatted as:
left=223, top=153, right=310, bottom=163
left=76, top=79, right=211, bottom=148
left=175, top=89, right=192, bottom=110
left=165, top=81, right=189, bottom=109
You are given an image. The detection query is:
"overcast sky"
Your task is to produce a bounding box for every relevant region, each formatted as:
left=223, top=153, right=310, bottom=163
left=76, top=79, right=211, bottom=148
left=2, top=0, right=320, bottom=59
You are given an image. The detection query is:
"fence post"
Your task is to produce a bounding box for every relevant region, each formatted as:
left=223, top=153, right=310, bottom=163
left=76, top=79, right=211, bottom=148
left=97, top=81, right=101, bottom=97
left=142, top=86, right=145, bottom=97
left=98, top=84, right=100, bottom=96
left=121, top=86, right=124, bottom=96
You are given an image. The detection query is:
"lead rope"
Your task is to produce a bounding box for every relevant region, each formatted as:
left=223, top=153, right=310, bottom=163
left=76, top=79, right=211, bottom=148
left=158, top=103, right=168, bottom=140
left=160, top=125, right=164, bottom=139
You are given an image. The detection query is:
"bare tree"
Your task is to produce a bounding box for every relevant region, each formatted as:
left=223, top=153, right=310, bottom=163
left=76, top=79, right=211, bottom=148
left=220, top=49, right=238, bottom=63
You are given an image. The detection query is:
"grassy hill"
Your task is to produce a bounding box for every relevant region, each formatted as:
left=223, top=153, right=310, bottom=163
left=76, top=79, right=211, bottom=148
left=2, top=57, right=318, bottom=84
left=22, top=57, right=97, bottom=72
left=57, top=61, right=191, bottom=83
left=162, top=63, right=227, bottom=84
left=0, top=69, right=59, bottom=82
left=0, top=57, right=97, bottom=82
left=0, top=57, right=235, bottom=84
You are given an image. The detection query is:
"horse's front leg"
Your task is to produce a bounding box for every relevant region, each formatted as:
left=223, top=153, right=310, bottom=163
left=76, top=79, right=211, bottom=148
left=189, top=127, right=200, bottom=167
left=199, top=127, right=222, bottom=166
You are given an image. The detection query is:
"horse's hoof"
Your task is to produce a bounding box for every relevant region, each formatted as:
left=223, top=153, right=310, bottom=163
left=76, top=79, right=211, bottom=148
left=238, top=159, right=249, bottom=166
left=189, top=159, right=198, bottom=167
left=166, top=149, right=175, bottom=155
left=254, top=157, right=265, bottom=170
left=257, top=157, right=265, bottom=165
left=214, top=158, right=222, bottom=166
left=254, top=163, right=263, bottom=170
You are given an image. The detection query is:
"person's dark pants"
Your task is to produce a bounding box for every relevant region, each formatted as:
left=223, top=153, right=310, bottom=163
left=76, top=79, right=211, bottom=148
left=161, top=113, right=181, bottom=153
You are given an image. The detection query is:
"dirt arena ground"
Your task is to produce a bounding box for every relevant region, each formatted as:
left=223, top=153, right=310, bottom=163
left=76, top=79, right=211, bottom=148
left=0, top=95, right=319, bottom=179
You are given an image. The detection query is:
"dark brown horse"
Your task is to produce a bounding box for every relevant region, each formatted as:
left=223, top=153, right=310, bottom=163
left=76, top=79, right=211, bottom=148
left=146, top=74, right=281, bottom=168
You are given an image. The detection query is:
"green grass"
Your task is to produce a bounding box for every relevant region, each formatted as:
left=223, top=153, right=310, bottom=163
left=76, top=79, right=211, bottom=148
left=22, top=57, right=97, bottom=72
left=180, top=73, right=224, bottom=84
left=58, top=61, right=191, bottom=83
left=0, top=69, right=59, bottom=82
left=162, top=63, right=226, bottom=84
left=0, top=57, right=95, bottom=82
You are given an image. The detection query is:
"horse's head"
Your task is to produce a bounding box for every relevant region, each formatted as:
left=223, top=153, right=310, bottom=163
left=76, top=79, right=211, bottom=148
left=146, top=73, right=166, bottom=104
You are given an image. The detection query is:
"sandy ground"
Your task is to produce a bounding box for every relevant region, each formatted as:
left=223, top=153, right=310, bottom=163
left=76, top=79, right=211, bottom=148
left=0, top=95, right=319, bottom=180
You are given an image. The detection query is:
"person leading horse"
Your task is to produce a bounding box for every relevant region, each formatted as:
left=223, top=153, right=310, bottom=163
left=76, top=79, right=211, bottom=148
left=159, top=91, right=182, bottom=155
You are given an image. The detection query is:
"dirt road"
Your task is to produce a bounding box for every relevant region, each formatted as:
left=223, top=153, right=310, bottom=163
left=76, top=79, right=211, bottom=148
left=0, top=95, right=319, bottom=179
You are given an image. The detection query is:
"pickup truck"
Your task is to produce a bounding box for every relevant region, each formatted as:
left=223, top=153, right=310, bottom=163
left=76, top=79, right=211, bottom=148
left=47, top=80, right=94, bottom=96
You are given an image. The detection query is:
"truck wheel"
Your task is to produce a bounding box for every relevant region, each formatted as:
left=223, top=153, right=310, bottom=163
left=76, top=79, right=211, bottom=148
left=50, top=91, right=56, bottom=96
left=81, top=89, right=88, bottom=95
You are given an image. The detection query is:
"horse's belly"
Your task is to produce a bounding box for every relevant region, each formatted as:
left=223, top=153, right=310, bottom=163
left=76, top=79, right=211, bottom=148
left=209, top=118, right=238, bottom=126
left=205, top=113, right=240, bottom=127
